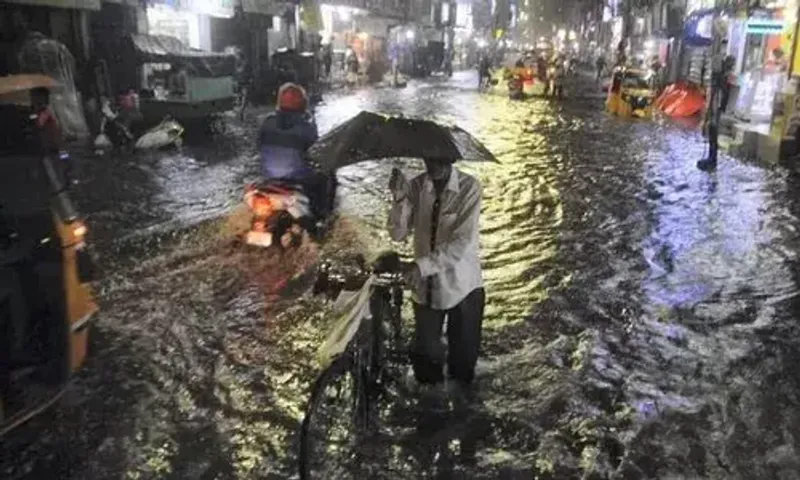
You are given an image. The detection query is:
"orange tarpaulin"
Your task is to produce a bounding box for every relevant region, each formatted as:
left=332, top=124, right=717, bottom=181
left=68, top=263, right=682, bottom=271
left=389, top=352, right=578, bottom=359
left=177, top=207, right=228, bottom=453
left=656, top=82, right=706, bottom=118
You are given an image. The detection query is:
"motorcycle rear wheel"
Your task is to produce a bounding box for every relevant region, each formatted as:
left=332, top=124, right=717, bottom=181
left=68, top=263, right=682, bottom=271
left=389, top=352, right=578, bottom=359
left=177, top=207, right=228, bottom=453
left=272, top=211, right=303, bottom=250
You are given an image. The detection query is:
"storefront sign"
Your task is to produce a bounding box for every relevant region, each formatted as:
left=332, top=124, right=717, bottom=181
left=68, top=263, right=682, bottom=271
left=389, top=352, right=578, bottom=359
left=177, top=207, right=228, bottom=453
left=746, top=19, right=783, bottom=34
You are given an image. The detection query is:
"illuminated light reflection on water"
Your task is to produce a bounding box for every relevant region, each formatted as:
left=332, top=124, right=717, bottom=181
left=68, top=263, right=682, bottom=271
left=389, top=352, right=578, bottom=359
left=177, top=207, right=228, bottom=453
left=4, top=72, right=800, bottom=479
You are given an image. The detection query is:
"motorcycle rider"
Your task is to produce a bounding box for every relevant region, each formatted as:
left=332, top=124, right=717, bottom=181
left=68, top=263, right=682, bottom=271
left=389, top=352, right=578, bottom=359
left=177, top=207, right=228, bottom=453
left=258, top=83, right=333, bottom=220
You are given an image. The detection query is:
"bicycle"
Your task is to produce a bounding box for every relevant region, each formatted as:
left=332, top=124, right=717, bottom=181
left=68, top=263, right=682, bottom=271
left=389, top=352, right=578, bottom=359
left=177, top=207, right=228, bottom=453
left=298, top=252, right=405, bottom=479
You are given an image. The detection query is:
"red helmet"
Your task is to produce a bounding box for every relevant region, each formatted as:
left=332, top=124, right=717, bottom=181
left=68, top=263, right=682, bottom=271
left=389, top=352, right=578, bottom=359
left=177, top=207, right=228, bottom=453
left=277, top=83, right=308, bottom=112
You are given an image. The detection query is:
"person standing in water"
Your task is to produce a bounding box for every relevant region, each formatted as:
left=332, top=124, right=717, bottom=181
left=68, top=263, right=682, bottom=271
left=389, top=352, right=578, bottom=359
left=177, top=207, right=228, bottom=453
left=388, top=158, right=485, bottom=399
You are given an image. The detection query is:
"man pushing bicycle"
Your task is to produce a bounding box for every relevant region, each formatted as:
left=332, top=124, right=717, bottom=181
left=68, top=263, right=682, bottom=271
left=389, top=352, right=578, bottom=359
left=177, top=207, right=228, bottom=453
left=388, top=158, right=485, bottom=399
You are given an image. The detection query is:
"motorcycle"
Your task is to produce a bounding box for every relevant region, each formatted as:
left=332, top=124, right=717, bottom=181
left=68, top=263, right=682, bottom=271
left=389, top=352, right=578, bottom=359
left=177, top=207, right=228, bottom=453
left=94, top=99, right=183, bottom=152
left=242, top=174, right=337, bottom=249
left=243, top=181, right=309, bottom=249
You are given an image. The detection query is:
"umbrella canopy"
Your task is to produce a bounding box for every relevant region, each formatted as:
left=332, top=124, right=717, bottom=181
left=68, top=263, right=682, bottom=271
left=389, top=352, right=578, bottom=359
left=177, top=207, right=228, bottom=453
left=309, top=111, right=498, bottom=171
left=0, top=74, right=60, bottom=106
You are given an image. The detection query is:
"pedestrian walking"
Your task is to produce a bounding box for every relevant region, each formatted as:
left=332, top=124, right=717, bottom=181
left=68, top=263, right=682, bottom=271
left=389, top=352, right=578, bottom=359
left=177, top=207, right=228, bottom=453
left=388, top=158, right=485, bottom=399
left=595, top=55, right=606, bottom=81
left=323, top=43, right=332, bottom=79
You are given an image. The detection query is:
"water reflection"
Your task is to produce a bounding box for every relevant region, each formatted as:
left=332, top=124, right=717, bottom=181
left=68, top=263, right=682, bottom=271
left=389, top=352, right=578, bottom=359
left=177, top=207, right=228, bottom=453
left=6, top=73, right=800, bottom=479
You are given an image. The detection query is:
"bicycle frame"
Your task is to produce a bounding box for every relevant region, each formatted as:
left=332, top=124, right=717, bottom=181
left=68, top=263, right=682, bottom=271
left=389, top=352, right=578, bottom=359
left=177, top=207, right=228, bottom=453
left=299, top=269, right=403, bottom=479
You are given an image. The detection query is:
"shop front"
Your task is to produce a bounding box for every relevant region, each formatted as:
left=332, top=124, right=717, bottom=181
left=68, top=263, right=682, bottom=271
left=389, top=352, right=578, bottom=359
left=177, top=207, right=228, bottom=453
left=240, top=0, right=284, bottom=103
left=320, top=3, right=368, bottom=73
left=727, top=9, right=793, bottom=126
left=145, top=0, right=234, bottom=51
left=320, top=4, right=394, bottom=81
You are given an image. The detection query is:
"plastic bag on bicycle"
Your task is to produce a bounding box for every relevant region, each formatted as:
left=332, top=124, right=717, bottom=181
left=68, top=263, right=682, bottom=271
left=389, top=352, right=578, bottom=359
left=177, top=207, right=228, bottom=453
left=317, top=275, right=375, bottom=368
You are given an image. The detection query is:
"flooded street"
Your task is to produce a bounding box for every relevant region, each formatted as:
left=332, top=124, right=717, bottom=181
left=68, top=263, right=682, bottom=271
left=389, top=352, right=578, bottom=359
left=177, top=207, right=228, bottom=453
left=4, top=71, right=800, bottom=479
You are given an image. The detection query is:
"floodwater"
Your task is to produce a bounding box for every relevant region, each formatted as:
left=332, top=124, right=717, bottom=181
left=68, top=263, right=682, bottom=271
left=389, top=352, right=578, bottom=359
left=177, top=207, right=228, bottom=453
left=4, top=71, right=800, bottom=479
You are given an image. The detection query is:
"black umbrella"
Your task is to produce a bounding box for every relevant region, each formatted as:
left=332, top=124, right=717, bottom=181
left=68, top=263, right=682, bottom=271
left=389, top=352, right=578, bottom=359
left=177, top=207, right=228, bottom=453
left=308, top=111, right=498, bottom=172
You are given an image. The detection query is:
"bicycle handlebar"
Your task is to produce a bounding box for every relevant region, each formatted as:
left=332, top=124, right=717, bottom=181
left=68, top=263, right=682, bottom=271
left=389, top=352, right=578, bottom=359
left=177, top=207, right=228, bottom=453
left=314, top=251, right=405, bottom=298
left=371, top=272, right=404, bottom=287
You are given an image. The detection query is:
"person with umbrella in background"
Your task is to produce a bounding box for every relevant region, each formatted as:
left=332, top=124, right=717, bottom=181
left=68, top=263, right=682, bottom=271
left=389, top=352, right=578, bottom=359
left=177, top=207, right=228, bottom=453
left=387, top=156, right=485, bottom=401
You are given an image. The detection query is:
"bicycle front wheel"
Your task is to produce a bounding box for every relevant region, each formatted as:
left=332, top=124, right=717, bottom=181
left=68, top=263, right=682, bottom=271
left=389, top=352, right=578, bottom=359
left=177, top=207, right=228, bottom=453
left=298, top=354, right=368, bottom=480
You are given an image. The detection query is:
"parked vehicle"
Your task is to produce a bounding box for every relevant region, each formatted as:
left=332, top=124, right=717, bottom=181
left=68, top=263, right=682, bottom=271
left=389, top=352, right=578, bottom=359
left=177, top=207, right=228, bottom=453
left=0, top=75, right=98, bottom=436
left=94, top=97, right=183, bottom=151
left=120, top=34, right=237, bottom=127
left=607, top=67, right=656, bottom=118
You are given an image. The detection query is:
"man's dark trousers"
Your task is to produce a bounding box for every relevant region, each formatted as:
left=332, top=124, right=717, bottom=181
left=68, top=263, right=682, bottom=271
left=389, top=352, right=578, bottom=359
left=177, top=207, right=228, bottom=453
left=411, top=287, right=485, bottom=386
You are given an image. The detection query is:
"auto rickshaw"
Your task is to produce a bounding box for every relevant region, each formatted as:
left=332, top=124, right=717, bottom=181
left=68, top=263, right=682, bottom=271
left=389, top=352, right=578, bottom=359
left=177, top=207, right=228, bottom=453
left=0, top=74, right=98, bottom=436
left=606, top=67, right=656, bottom=118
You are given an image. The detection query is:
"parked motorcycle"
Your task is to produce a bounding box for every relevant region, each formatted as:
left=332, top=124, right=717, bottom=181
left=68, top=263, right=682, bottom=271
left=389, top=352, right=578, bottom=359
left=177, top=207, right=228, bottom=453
left=94, top=99, right=183, bottom=152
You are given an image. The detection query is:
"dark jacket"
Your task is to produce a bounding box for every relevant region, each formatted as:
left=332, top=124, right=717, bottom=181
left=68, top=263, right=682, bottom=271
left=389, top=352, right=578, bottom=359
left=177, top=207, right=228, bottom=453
left=258, top=110, right=318, bottom=180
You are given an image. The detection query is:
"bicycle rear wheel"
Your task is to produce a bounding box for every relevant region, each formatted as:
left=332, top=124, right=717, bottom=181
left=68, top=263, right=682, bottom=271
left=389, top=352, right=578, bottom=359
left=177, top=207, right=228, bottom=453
left=298, top=354, right=369, bottom=480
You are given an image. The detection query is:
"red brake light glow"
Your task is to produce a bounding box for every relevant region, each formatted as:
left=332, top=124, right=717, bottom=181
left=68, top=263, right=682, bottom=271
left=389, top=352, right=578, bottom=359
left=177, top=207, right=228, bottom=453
left=253, top=196, right=272, bottom=217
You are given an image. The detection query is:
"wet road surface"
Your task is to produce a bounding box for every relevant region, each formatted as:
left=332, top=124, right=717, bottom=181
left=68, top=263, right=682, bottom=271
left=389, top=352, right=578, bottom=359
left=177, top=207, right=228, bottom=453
left=4, top=71, right=800, bottom=479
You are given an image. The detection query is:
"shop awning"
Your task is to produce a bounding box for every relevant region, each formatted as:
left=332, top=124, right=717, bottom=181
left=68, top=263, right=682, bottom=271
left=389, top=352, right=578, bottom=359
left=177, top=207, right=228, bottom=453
left=2, top=0, right=100, bottom=9
left=242, top=0, right=289, bottom=15
left=126, top=34, right=236, bottom=77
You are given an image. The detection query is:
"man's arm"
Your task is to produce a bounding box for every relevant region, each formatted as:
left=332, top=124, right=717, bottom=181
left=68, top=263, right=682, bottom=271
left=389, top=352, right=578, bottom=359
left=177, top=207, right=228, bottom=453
left=415, top=178, right=481, bottom=277
left=387, top=174, right=417, bottom=241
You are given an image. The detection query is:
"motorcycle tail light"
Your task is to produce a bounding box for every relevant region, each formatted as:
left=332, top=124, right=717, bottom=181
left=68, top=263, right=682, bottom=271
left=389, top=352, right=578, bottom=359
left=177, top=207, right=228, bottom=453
left=253, top=196, right=272, bottom=217
left=73, top=222, right=87, bottom=239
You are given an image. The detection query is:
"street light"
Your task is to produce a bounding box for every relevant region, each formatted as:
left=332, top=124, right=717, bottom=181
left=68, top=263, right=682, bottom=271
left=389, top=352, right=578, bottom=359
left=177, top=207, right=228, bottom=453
left=405, top=29, right=414, bottom=40
left=335, top=5, right=351, bottom=21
